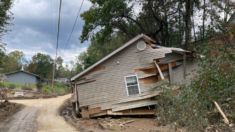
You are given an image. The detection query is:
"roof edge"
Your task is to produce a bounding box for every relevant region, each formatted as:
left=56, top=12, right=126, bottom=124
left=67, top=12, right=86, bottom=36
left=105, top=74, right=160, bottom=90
left=71, top=34, right=145, bottom=81
left=6, top=70, right=41, bottom=79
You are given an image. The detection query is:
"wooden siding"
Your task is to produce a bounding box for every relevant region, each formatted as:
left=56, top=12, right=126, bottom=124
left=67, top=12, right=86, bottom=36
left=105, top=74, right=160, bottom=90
left=75, top=38, right=198, bottom=112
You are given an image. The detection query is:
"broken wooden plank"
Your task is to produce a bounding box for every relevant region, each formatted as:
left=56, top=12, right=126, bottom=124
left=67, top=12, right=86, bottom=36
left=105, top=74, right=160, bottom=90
left=87, top=66, right=105, bottom=74
left=154, top=62, right=164, bottom=80
left=214, top=101, right=229, bottom=125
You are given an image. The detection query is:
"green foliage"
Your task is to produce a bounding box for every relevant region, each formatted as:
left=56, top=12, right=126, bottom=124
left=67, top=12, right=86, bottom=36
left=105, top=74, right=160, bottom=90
left=1, top=50, right=27, bottom=73
left=2, top=82, right=36, bottom=88
left=21, top=86, right=32, bottom=91
left=36, top=83, right=43, bottom=91
left=43, top=85, right=50, bottom=93
left=156, top=25, right=235, bottom=131
left=0, top=82, right=7, bottom=100
left=8, top=84, right=15, bottom=89
left=29, top=53, right=54, bottom=78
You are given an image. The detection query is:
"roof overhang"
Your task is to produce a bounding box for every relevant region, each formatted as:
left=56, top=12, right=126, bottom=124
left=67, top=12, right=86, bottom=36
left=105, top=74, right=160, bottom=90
left=6, top=70, right=41, bottom=79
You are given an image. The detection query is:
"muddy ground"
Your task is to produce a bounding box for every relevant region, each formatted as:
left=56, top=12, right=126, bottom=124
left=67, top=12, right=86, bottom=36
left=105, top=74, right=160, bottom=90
left=0, top=100, right=24, bottom=123
left=60, top=99, right=184, bottom=132
left=0, top=95, right=77, bottom=132
left=4, top=87, right=67, bottom=100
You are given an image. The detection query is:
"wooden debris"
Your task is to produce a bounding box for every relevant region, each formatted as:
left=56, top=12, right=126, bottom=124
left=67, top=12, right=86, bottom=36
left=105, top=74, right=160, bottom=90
left=214, top=101, right=229, bottom=125
left=122, top=120, right=135, bottom=125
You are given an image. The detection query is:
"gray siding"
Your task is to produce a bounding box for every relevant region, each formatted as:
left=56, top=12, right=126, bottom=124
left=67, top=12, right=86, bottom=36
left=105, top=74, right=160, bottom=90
left=75, top=39, right=198, bottom=112
left=7, top=71, right=37, bottom=84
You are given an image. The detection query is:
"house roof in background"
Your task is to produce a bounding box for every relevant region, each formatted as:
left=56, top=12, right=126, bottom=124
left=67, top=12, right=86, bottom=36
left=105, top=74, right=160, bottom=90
left=5, top=70, right=41, bottom=78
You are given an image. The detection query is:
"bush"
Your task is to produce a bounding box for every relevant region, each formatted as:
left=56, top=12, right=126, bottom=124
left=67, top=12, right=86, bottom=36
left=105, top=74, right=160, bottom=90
left=21, top=86, right=32, bottom=90
left=43, top=85, right=50, bottom=93
left=9, top=84, right=16, bottom=89
left=156, top=31, right=235, bottom=131
left=0, top=82, right=7, bottom=100
left=36, top=83, right=43, bottom=91
left=11, top=91, right=15, bottom=94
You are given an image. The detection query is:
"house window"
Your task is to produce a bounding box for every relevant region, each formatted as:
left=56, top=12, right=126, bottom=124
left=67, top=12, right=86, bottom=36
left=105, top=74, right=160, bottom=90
left=124, top=75, right=140, bottom=96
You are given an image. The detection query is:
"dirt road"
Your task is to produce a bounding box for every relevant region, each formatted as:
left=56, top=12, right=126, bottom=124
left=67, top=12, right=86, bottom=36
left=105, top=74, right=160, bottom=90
left=0, top=94, right=78, bottom=132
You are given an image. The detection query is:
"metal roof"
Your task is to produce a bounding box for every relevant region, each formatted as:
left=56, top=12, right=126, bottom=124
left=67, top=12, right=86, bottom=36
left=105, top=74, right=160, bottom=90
left=5, top=70, right=41, bottom=78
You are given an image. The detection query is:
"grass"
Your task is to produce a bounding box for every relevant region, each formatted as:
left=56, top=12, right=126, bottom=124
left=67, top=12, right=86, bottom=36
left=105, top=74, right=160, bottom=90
left=42, top=84, right=70, bottom=94
left=2, top=82, right=36, bottom=88
left=2, top=82, right=70, bottom=94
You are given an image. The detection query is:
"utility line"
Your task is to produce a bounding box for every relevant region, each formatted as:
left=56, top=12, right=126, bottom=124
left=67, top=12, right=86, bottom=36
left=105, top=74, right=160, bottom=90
left=52, top=0, right=62, bottom=92
left=61, top=0, right=84, bottom=56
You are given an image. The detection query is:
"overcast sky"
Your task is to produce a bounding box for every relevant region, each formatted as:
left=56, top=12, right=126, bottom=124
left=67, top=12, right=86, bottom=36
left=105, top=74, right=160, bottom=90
left=2, top=0, right=92, bottom=65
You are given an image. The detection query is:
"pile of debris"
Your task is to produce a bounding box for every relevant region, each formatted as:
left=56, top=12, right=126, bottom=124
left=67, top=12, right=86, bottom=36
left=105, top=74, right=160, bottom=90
left=98, top=117, right=134, bottom=131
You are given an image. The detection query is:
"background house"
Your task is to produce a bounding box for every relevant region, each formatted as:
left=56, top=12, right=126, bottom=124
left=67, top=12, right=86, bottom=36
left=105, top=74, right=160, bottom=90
left=5, top=69, right=41, bottom=84
left=54, top=78, right=68, bottom=83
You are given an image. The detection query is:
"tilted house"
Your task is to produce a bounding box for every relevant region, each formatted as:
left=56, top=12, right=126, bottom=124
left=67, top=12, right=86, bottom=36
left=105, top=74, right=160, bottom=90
left=71, top=34, right=199, bottom=118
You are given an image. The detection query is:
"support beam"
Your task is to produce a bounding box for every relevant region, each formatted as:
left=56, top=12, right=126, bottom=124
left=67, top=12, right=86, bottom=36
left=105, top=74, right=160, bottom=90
left=154, top=62, right=164, bottom=80
left=75, top=84, right=78, bottom=112
left=183, top=53, right=186, bottom=79
left=168, top=63, right=173, bottom=83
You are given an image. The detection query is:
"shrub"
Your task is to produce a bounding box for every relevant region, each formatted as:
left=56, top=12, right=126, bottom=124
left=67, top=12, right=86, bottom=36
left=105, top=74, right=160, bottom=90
left=11, top=91, right=15, bottom=94
left=21, top=86, right=32, bottom=90
left=0, top=82, right=7, bottom=100
left=9, top=84, right=16, bottom=89
left=156, top=31, right=235, bottom=131
left=36, top=83, right=43, bottom=91
left=43, top=85, right=50, bottom=93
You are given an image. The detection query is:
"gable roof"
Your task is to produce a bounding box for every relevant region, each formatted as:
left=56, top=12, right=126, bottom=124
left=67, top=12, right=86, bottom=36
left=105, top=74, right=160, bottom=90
left=5, top=70, right=41, bottom=78
left=71, top=34, right=156, bottom=81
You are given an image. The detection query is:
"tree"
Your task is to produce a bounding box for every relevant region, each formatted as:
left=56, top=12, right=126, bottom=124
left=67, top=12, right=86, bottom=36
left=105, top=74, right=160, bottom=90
left=56, top=56, right=63, bottom=69
left=80, top=0, right=181, bottom=46
left=1, top=50, right=27, bottom=73
left=30, top=53, right=54, bottom=78
left=0, top=0, right=14, bottom=70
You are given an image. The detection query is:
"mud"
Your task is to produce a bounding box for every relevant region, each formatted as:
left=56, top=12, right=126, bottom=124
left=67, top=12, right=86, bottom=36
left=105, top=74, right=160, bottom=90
left=0, top=107, right=38, bottom=132
left=0, top=94, right=78, bottom=132
left=0, top=101, right=23, bottom=123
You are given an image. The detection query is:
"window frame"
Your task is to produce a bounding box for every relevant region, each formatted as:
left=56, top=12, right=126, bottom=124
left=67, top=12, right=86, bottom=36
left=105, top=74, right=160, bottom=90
left=124, top=75, right=141, bottom=96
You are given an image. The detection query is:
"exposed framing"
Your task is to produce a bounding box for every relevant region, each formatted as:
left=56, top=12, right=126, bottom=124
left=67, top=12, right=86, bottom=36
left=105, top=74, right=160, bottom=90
left=124, top=75, right=141, bottom=96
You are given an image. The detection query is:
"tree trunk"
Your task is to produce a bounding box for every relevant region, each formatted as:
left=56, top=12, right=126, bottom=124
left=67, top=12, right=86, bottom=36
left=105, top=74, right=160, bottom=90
left=202, top=0, right=206, bottom=45
left=185, top=0, right=191, bottom=50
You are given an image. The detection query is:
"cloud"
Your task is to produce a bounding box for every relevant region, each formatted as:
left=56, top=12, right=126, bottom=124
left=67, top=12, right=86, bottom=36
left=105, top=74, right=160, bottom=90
left=2, top=0, right=92, bottom=64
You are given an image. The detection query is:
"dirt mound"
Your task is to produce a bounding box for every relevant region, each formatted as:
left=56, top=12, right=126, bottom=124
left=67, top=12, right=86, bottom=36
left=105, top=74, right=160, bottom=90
left=0, top=100, right=24, bottom=123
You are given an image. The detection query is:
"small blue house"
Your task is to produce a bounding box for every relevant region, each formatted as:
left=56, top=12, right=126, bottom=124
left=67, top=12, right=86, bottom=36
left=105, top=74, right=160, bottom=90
left=5, top=69, right=41, bottom=84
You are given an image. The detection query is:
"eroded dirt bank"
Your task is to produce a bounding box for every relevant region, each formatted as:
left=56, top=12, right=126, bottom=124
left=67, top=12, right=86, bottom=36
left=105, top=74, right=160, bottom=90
left=0, top=94, right=78, bottom=132
left=0, top=101, right=23, bottom=124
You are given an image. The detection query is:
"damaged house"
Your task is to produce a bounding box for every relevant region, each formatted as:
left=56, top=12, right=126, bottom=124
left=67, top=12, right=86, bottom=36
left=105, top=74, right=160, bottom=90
left=70, top=34, right=199, bottom=118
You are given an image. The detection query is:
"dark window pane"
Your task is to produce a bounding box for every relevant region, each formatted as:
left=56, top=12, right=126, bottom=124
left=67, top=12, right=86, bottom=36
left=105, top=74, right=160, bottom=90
left=126, top=76, right=137, bottom=86
left=128, top=85, right=139, bottom=95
